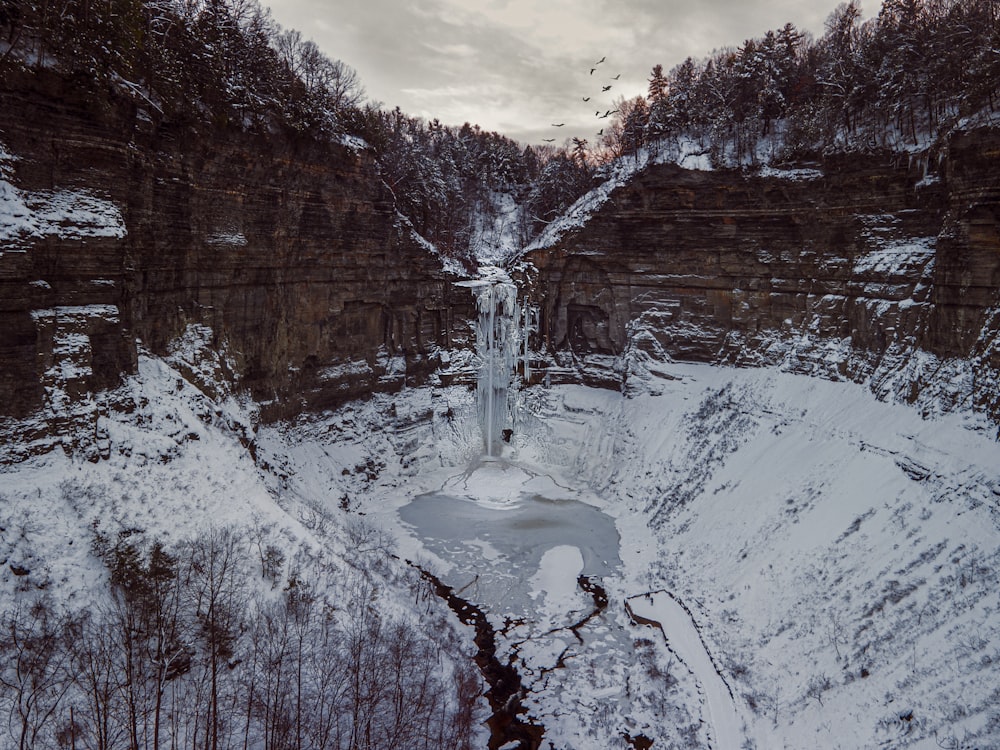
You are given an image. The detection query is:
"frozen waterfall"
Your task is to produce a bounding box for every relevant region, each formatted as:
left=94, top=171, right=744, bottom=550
left=458, top=270, right=531, bottom=456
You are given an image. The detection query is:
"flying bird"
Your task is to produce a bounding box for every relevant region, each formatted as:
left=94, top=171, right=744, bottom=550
left=542, top=138, right=555, bottom=142
left=551, top=123, right=564, bottom=127
left=611, top=74, right=621, bottom=80
left=595, top=56, right=606, bottom=65
left=582, top=96, right=591, bottom=102
left=590, top=68, right=596, bottom=75
left=597, top=128, right=604, bottom=136
left=602, top=85, right=612, bottom=92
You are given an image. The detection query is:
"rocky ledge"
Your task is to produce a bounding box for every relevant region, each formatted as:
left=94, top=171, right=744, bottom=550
left=525, top=127, right=1000, bottom=426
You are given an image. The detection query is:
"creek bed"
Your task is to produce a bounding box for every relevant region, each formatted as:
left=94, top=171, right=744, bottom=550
left=398, top=458, right=631, bottom=747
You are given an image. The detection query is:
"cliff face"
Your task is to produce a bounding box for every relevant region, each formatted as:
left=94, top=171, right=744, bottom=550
left=526, top=128, right=1000, bottom=423
left=0, top=71, right=473, bottom=459
left=4, top=69, right=998, bottom=462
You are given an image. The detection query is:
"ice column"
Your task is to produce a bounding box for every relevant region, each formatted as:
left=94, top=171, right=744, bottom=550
left=472, top=279, right=520, bottom=456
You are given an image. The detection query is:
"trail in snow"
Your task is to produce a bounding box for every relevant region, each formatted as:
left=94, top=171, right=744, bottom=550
left=627, top=591, right=744, bottom=750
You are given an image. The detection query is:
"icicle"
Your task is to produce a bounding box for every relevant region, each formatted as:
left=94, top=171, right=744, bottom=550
left=466, top=277, right=520, bottom=456
left=522, top=304, right=532, bottom=385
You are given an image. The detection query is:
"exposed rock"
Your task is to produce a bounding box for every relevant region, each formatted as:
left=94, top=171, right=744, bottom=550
left=526, top=131, right=1000, bottom=424
left=0, top=70, right=473, bottom=459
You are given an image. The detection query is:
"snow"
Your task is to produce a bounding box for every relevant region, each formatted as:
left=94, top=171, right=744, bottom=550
left=469, top=190, right=525, bottom=265
left=0, top=141, right=126, bottom=250
left=439, top=460, right=533, bottom=509
left=530, top=545, right=586, bottom=616
left=525, top=153, right=650, bottom=253
left=205, top=230, right=248, bottom=246
left=523, top=135, right=825, bottom=255
left=404, top=215, right=468, bottom=276
left=318, top=358, right=374, bottom=382
left=30, top=304, right=120, bottom=323
left=4, top=324, right=1000, bottom=748
left=627, top=591, right=743, bottom=750
left=758, top=165, right=824, bottom=181
left=648, top=136, right=716, bottom=172
left=251, top=357, right=1000, bottom=748
left=337, top=134, right=369, bottom=152
left=853, top=237, right=936, bottom=275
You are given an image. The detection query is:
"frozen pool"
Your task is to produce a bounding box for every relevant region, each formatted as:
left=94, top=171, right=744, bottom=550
left=398, top=458, right=621, bottom=618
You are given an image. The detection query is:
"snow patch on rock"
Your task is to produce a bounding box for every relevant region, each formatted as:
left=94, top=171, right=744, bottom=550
left=1, top=143, right=126, bottom=250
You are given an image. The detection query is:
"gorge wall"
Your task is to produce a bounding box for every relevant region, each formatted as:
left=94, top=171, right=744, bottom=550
left=0, top=70, right=474, bottom=459
left=525, top=127, right=1000, bottom=425
left=4, top=67, right=1000, bottom=464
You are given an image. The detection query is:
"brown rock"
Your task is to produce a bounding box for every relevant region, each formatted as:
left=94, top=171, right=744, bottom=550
left=527, top=134, right=1000, bottom=423
left=0, top=69, right=473, bottom=458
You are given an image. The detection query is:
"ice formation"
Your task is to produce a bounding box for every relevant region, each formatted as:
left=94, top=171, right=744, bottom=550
left=459, top=270, right=528, bottom=456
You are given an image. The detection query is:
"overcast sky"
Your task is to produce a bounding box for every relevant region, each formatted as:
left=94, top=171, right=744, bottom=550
left=263, top=0, right=854, bottom=146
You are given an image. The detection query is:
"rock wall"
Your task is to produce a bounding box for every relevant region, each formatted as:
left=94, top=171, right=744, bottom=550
left=0, top=70, right=473, bottom=459
left=526, top=128, right=1000, bottom=424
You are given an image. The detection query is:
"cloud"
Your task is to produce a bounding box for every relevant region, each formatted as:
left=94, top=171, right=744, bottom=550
left=264, top=0, right=842, bottom=145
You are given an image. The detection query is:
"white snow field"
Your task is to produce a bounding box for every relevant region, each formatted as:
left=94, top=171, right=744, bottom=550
left=264, top=360, right=1000, bottom=749
left=627, top=590, right=743, bottom=750
left=3, top=350, right=1000, bottom=749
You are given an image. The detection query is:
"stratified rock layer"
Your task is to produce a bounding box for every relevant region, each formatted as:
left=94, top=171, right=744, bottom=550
left=0, top=71, right=472, bottom=458
left=526, top=130, right=1000, bottom=424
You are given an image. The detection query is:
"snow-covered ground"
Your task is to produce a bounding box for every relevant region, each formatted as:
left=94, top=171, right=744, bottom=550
left=627, top=591, right=743, bottom=750
left=256, top=359, right=1000, bottom=749
left=3, top=348, right=1000, bottom=749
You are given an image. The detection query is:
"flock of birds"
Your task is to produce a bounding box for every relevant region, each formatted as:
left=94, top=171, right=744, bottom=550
left=542, top=56, right=621, bottom=144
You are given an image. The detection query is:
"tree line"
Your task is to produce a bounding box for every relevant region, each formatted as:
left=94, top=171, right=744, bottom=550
left=0, top=0, right=593, bottom=265
left=343, top=108, right=593, bottom=259
left=8, top=0, right=989, bottom=263
left=601, top=0, right=1000, bottom=165
left=0, top=526, right=480, bottom=750
left=0, top=0, right=364, bottom=135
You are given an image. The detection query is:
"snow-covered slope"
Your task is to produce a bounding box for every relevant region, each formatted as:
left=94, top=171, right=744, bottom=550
left=3, top=310, right=999, bottom=750
left=0, top=353, right=488, bottom=750
left=255, top=363, right=1000, bottom=749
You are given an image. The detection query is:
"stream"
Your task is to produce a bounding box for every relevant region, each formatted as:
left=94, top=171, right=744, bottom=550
left=398, top=457, right=748, bottom=749
left=398, top=458, right=622, bottom=747
left=408, top=272, right=744, bottom=748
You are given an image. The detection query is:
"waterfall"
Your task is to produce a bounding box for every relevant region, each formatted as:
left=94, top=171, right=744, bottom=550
left=458, top=271, right=528, bottom=456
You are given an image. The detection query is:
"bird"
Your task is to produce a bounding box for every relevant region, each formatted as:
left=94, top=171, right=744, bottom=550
left=551, top=123, right=564, bottom=127
left=595, top=56, right=606, bottom=65
left=542, top=138, right=555, bottom=142
left=600, top=111, right=610, bottom=118
left=602, top=85, right=612, bottom=92
left=595, top=111, right=601, bottom=116
left=590, top=68, right=596, bottom=75
left=597, top=128, right=604, bottom=136
left=582, top=96, right=591, bottom=102
left=611, top=74, right=621, bottom=80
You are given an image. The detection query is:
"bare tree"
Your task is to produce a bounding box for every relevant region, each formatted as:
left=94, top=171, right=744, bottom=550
left=183, top=527, right=248, bottom=750
left=68, top=611, right=127, bottom=750
left=0, top=598, right=74, bottom=750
